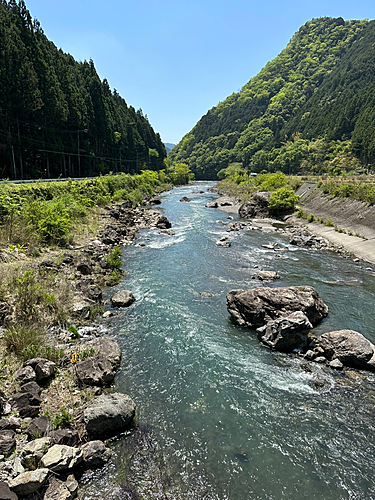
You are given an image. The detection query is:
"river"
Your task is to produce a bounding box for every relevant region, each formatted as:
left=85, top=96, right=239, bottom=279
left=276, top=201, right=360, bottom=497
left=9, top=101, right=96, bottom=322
left=79, top=182, right=375, bottom=500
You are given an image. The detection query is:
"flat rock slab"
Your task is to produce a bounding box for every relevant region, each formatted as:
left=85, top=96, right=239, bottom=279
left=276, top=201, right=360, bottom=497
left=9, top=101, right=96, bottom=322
left=41, top=444, right=82, bottom=472
left=84, top=392, right=136, bottom=438
left=227, top=285, right=328, bottom=329
left=9, top=468, right=49, bottom=496
left=314, top=330, right=374, bottom=368
left=111, top=290, right=135, bottom=308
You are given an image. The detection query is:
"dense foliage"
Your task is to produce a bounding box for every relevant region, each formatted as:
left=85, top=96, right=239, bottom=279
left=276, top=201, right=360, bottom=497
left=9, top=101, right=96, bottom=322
left=0, top=165, right=194, bottom=246
left=170, top=17, right=375, bottom=179
left=0, top=0, right=166, bottom=180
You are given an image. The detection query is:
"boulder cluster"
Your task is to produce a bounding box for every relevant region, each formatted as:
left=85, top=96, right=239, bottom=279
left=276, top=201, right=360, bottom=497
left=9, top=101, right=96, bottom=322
left=0, top=337, right=136, bottom=499
left=227, top=285, right=375, bottom=371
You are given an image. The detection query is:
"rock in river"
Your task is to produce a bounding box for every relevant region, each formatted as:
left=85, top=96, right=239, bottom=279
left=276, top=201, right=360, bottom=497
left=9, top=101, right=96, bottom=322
left=111, top=290, right=135, bottom=307
left=256, top=311, right=313, bottom=351
left=313, top=330, right=375, bottom=369
left=226, top=286, right=328, bottom=329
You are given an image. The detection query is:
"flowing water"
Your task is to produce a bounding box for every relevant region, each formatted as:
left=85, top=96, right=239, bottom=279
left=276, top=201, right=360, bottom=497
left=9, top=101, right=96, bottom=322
left=80, top=182, right=375, bottom=500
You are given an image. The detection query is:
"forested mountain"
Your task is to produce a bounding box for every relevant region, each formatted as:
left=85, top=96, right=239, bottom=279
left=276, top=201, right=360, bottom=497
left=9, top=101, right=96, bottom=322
left=0, top=0, right=166, bottom=180
left=170, top=17, right=375, bottom=179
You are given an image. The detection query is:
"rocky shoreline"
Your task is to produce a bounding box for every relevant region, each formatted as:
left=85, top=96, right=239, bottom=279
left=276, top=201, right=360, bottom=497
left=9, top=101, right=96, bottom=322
left=0, top=197, right=173, bottom=499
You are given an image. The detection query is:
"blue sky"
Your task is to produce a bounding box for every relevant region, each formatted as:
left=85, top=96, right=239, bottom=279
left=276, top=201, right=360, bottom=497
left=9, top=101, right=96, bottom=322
left=25, top=0, right=375, bottom=145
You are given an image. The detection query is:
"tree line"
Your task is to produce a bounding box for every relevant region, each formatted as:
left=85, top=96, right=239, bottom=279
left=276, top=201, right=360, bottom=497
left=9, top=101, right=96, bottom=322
left=0, top=0, right=166, bottom=180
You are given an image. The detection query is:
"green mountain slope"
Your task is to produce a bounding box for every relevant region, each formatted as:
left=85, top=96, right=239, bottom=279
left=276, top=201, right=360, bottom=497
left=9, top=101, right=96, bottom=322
left=0, top=0, right=166, bottom=179
left=170, top=17, right=373, bottom=179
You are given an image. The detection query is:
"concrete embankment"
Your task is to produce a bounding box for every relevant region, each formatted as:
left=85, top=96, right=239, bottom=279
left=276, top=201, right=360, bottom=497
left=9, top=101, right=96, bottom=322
left=295, top=184, right=375, bottom=265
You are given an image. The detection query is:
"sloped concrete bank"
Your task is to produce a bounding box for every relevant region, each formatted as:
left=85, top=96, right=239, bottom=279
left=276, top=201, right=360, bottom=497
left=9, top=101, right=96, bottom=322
left=295, top=187, right=375, bottom=265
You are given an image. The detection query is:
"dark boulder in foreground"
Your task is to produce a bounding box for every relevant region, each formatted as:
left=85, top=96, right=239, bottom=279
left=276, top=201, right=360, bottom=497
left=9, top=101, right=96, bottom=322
left=257, top=311, right=313, bottom=351
left=226, top=286, right=328, bottom=329
left=312, top=330, right=375, bottom=369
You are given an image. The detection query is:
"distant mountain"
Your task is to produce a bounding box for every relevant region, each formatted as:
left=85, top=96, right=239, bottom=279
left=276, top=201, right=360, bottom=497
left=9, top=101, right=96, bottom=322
left=164, top=143, right=176, bottom=154
left=170, top=17, right=375, bottom=179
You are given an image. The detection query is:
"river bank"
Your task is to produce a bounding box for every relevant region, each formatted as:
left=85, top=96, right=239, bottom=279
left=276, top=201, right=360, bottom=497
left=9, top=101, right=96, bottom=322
left=0, top=196, right=172, bottom=499
left=213, top=190, right=375, bottom=266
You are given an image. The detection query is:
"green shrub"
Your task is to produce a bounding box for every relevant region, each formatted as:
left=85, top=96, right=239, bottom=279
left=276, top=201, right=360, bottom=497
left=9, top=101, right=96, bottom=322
left=105, top=247, right=122, bottom=269
left=269, top=188, right=299, bottom=214
left=307, top=213, right=315, bottom=222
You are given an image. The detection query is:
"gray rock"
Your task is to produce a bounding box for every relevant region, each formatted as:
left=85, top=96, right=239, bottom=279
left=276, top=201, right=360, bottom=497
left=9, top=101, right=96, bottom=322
left=20, top=381, right=40, bottom=397
left=216, top=236, right=231, bottom=247
left=0, top=417, right=21, bottom=432
left=21, top=437, right=52, bottom=470
left=205, top=201, right=218, bottom=208
left=0, top=431, right=15, bottom=456
left=256, top=311, right=313, bottom=352
left=9, top=392, right=41, bottom=418
left=304, top=350, right=316, bottom=361
left=314, top=330, right=374, bottom=369
left=226, top=285, right=328, bottom=329
left=82, top=440, right=111, bottom=468
left=111, top=290, right=135, bottom=308
left=239, top=192, right=271, bottom=219
left=24, top=358, right=56, bottom=382
left=84, top=393, right=136, bottom=438
left=0, top=481, right=17, bottom=500
left=9, top=468, right=49, bottom=496
left=155, top=216, right=171, bottom=229
left=75, top=355, right=115, bottom=386
left=329, top=358, right=344, bottom=370
left=71, top=300, right=92, bottom=317
left=256, top=271, right=280, bottom=281
left=80, top=337, right=122, bottom=370
left=26, top=416, right=53, bottom=439
left=49, top=429, right=79, bottom=447
left=180, top=196, right=191, bottom=202
left=76, top=262, right=93, bottom=275
left=41, top=445, right=82, bottom=472
left=14, top=366, right=36, bottom=384
left=315, top=356, right=327, bottom=364
left=43, top=474, right=78, bottom=500
left=149, top=197, right=161, bottom=205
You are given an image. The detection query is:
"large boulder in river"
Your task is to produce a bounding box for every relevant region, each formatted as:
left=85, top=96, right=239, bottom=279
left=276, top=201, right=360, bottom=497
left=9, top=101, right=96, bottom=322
left=256, top=311, right=313, bottom=351
left=155, top=216, right=171, bottom=229
left=226, top=286, right=328, bottom=329
left=111, top=290, right=135, bottom=308
left=313, top=330, right=375, bottom=369
left=84, top=392, right=136, bottom=438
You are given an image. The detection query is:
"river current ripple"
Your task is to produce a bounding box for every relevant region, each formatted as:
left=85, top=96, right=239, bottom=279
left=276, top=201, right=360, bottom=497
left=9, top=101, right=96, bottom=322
left=80, top=182, right=375, bottom=500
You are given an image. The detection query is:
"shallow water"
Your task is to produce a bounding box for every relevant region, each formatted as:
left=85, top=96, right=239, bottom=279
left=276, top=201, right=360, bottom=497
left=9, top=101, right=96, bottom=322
left=80, top=182, right=375, bottom=500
